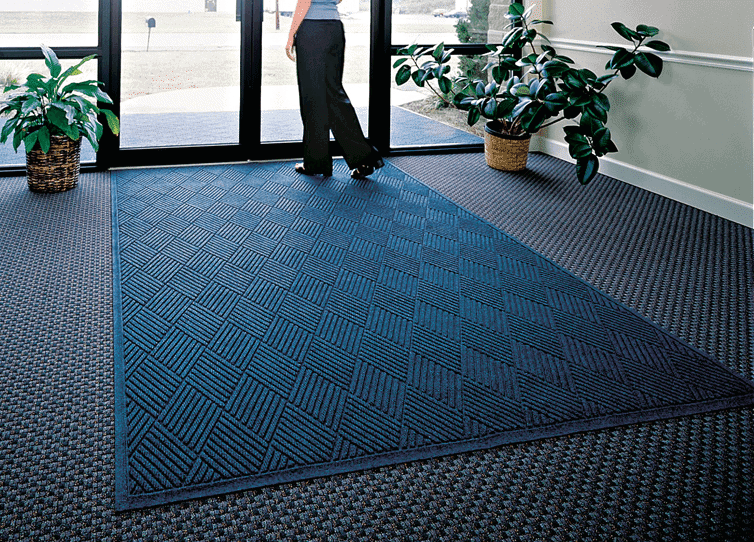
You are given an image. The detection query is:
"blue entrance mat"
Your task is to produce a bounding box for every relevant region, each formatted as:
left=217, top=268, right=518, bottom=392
left=112, top=160, right=754, bottom=510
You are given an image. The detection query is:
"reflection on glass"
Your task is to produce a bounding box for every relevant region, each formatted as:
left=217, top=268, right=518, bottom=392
left=120, top=0, right=241, bottom=149
left=0, top=0, right=99, bottom=47
left=260, top=0, right=369, bottom=143
left=390, top=0, right=490, bottom=149
left=0, top=59, right=98, bottom=166
left=391, top=0, right=490, bottom=45
left=389, top=55, right=483, bottom=148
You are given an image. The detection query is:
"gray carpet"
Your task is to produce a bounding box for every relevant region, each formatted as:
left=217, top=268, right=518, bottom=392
left=1, top=152, right=752, bottom=541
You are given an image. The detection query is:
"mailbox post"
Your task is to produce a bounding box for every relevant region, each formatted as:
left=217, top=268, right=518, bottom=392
left=146, top=17, right=156, bottom=52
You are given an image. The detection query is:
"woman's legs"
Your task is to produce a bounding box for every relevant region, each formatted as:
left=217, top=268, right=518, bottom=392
left=323, top=22, right=382, bottom=171
left=295, top=21, right=333, bottom=175
left=295, top=20, right=382, bottom=174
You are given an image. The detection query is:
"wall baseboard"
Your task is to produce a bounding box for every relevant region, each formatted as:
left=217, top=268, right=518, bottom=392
left=531, top=136, right=753, bottom=228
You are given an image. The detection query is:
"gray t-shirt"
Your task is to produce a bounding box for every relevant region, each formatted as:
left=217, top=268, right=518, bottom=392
left=304, top=0, right=340, bottom=20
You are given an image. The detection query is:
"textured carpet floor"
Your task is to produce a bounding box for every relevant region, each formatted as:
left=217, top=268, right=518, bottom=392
left=112, top=159, right=754, bottom=510
left=1, top=152, right=752, bottom=540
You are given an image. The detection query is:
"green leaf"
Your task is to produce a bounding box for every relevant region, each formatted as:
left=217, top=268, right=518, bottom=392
left=523, top=29, right=537, bottom=43
left=592, top=93, right=610, bottom=113
left=596, top=73, right=619, bottom=85
left=593, top=126, right=612, bottom=154
left=37, top=126, right=51, bottom=153
left=481, top=98, right=497, bottom=119
left=541, top=60, right=569, bottom=78
left=13, top=128, right=23, bottom=151
left=491, top=65, right=509, bottom=84
left=508, top=2, right=525, bottom=17
left=23, top=130, right=39, bottom=153
left=607, top=48, right=634, bottom=70
left=393, top=58, right=408, bottom=68
left=586, top=103, right=607, bottom=123
left=553, top=55, right=574, bottom=64
left=41, top=44, right=62, bottom=78
left=70, top=95, right=98, bottom=114
left=411, top=69, right=426, bottom=87
left=564, top=130, right=588, bottom=146
left=432, top=42, right=445, bottom=62
left=0, top=117, right=17, bottom=143
left=496, top=99, right=516, bottom=119
left=611, top=22, right=640, bottom=42
left=438, top=76, right=452, bottom=94
left=569, top=94, right=591, bottom=108
left=576, top=154, right=599, bottom=185
left=636, top=24, right=659, bottom=37
left=620, top=64, right=637, bottom=79
left=520, top=104, right=548, bottom=133
left=543, top=92, right=568, bottom=113
left=395, top=64, right=411, bottom=85
left=569, top=141, right=593, bottom=159
left=467, top=107, right=480, bottom=126
left=50, top=103, right=77, bottom=124
left=563, top=105, right=580, bottom=119
left=56, top=54, right=96, bottom=88
left=580, top=110, right=602, bottom=135
left=46, top=106, right=78, bottom=139
left=511, top=98, right=533, bottom=118
left=513, top=83, right=531, bottom=97
left=634, top=52, right=663, bottom=77
left=453, top=93, right=472, bottom=109
left=597, top=45, right=624, bottom=52
left=644, top=40, right=670, bottom=52
left=563, top=71, right=586, bottom=90
left=530, top=19, right=553, bottom=25
left=502, top=27, right=523, bottom=50
left=101, top=109, right=120, bottom=136
left=21, top=98, right=42, bottom=115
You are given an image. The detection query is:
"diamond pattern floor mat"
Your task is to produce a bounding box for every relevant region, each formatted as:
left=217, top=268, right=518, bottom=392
left=112, top=160, right=754, bottom=510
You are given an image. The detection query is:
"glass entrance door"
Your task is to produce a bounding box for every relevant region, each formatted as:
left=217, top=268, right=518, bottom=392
left=119, top=0, right=242, bottom=150
left=117, top=0, right=370, bottom=157
left=259, top=0, right=370, bottom=144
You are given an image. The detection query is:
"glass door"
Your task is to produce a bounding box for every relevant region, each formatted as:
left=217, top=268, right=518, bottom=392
left=119, top=0, right=242, bottom=150
left=259, top=0, right=370, bottom=144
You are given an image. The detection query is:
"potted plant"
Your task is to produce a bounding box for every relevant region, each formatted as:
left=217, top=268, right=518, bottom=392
left=0, top=45, right=120, bottom=192
left=393, top=3, right=670, bottom=184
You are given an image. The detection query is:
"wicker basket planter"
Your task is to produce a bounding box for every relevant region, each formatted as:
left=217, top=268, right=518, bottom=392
left=484, top=122, right=531, bottom=172
left=26, top=135, right=82, bottom=193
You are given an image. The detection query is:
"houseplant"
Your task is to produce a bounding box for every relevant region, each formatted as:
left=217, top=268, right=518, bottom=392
left=0, top=45, right=120, bottom=192
left=393, top=3, right=670, bottom=184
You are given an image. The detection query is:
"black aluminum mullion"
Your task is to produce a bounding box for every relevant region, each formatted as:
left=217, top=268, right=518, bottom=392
left=0, top=47, right=100, bottom=59
left=388, top=44, right=493, bottom=55
left=239, top=0, right=258, bottom=155
left=368, top=0, right=391, bottom=154
left=97, top=0, right=118, bottom=169
left=110, top=145, right=246, bottom=169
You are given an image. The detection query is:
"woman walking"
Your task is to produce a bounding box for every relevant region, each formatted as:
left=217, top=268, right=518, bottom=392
left=285, top=0, right=383, bottom=178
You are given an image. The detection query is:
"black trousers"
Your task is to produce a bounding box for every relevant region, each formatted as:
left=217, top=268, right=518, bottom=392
left=295, top=19, right=381, bottom=174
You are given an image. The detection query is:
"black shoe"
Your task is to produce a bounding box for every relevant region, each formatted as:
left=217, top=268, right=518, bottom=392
left=351, top=159, right=383, bottom=179
left=295, top=163, right=332, bottom=177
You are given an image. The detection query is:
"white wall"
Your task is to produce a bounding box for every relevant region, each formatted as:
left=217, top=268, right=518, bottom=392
left=508, top=0, right=754, bottom=226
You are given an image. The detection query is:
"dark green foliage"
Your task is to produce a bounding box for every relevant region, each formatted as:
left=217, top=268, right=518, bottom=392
left=394, top=4, right=670, bottom=185
left=0, top=45, right=119, bottom=154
